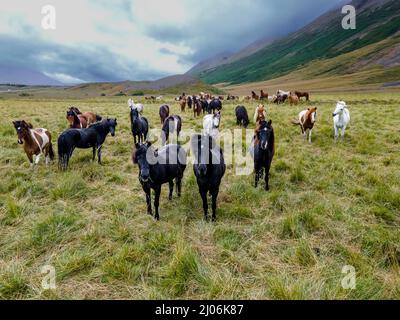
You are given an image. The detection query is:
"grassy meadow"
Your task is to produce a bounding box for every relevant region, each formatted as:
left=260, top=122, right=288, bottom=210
left=0, top=92, right=399, bottom=299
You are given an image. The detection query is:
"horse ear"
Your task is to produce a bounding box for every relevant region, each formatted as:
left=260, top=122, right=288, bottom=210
left=268, top=120, right=272, bottom=126
left=135, top=142, right=140, bottom=149
left=146, top=141, right=152, bottom=148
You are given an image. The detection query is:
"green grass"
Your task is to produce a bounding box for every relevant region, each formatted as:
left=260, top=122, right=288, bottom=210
left=0, top=92, right=399, bottom=299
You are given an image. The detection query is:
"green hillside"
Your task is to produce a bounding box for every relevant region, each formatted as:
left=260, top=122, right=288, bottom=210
left=199, top=0, right=400, bottom=85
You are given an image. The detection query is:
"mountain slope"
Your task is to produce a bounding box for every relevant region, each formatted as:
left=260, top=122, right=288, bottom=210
left=199, top=0, right=400, bottom=85
left=0, top=65, right=63, bottom=86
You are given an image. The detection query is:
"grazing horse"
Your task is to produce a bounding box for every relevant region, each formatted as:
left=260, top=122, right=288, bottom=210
left=251, top=91, right=260, bottom=100
left=292, top=107, right=317, bottom=143
left=193, top=96, right=203, bottom=117
left=251, top=120, right=275, bottom=190
left=333, top=101, right=350, bottom=141
left=191, top=135, right=225, bottom=222
left=260, top=90, right=269, bottom=100
left=159, top=105, right=170, bottom=125
left=13, top=120, right=54, bottom=166
left=130, top=108, right=149, bottom=144
left=58, top=118, right=117, bottom=170
left=162, top=115, right=182, bottom=145
left=132, top=142, right=187, bottom=220
left=67, top=107, right=102, bottom=129
left=203, top=111, right=221, bottom=137
left=128, top=98, right=144, bottom=114
left=254, top=104, right=267, bottom=123
left=288, top=94, right=299, bottom=106
left=208, top=98, right=222, bottom=114
left=235, top=106, right=250, bottom=128
left=294, top=91, right=310, bottom=102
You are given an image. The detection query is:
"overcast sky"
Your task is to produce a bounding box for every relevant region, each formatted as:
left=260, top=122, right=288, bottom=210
left=0, top=0, right=346, bottom=84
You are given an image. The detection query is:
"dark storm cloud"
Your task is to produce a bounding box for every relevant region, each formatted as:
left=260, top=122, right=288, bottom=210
left=144, top=0, right=346, bottom=65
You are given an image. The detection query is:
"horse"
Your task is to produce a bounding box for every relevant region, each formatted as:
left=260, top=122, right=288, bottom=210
left=162, top=115, right=182, bottom=145
left=208, top=98, right=222, bottom=114
left=66, top=107, right=102, bottom=129
left=288, top=94, right=299, bottom=106
left=179, top=96, right=187, bottom=112
left=277, top=90, right=290, bottom=97
left=203, top=111, right=221, bottom=138
left=251, top=120, right=275, bottom=190
left=187, top=95, right=193, bottom=109
left=191, top=134, right=226, bottom=222
left=58, top=118, right=117, bottom=170
left=193, top=96, right=202, bottom=117
left=128, top=98, right=144, bottom=114
left=253, top=104, right=266, bottom=123
left=294, top=91, right=310, bottom=102
left=274, top=94, right=288, bottom=104
left=260, top=90, right=269, bottom=100
left=333, top=101, right=350, bottom=141
left=244, top=96, right=252, bottom=101
left=132, top=142, right=187, bottom=220
left=130, top=108, right=149, bottom=144
left=251, top=91, right=260, bottom=100
left=292, top=107, right=317, bottom=143
left=12, top=120, right=54, bottom=166
left=200, top=99, right=209, bottom=114
left=159, top=105, right=170, bottom=125
left=235, top=106, right=250, bottom=128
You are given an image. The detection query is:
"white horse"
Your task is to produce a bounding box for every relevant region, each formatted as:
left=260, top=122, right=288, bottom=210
left=277, top=90, right=290, bottom=97
left=203, top=112, right=221, bottom=138
left=128, top=98, right=144, bottom=114
left=333, top=101, right=350, bottom=141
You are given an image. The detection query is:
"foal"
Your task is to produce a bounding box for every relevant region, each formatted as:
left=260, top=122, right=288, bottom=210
left=292, top=107, right=317, bottom=143
left=191, top=135, right=226, bottom=222
left=13, top=120, right=54, bottom=166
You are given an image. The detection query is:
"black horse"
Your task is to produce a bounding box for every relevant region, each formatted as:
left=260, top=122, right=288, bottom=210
left=130, top=108, right=148, bottom=144
left=191, top=135, right=226, bottom=222
left=58, top=118, right=117, bottom=170
left=251, top=120, right=275, bottom=190
left=162, top=115, right=182, bottom=145
left=133, top=142, right=187, bottom=220
left=235, top=105, right=250, bottom=128
left=208, top=98, right=222, bottom=114
left=200, top=99, right=209, bottom=114
left=159, top=105, right=170, bottom=125
left=187, top=96, right=193, bottom=109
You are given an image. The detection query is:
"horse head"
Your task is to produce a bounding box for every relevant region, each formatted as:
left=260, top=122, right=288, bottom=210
left=333, top=102, right=347, bottom=117
left=308, top=107, right=318, bottom=123
left=133, top=141, right=154, bottom=183
left=106, top=118, right=117, bottom=136
left=13, top=120, right=31, bottom=144
left=256, top=120, right=273, bottom=151
left=213, top=111, right=221, bottom=128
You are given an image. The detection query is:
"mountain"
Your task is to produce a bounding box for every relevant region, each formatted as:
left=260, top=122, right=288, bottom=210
left=197, top=0, right=400, bottom=85
left=0, top=65, right=63, bottom=86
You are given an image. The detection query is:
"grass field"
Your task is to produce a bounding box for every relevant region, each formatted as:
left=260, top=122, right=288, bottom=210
left=0, top=92, right=399, bottom=299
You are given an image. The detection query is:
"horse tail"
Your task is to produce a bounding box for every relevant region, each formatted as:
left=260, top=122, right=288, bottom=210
left=96, top=114, right=102, bottom=122
left=57, top=133, right=69, bottom=170
left=48, top=142, right=55, bottom=161
left=291, top=119, right=301, bottom=126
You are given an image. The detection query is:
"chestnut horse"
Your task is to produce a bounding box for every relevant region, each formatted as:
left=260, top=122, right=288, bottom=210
left=66, top=107, right=101, bottom=128
left=253, top=104, right=266, bottom=123
left=179, top=96, right=187, bottom=112
left=294, top=91, right=310, bottom=102
left=251, top=91, right=260, bottom=100
left=260, top=90, right=269, bottom=100
left=13, top=120, right=54, bottom=166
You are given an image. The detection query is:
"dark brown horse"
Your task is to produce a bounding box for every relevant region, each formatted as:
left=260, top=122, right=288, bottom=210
left=13, top=120, right=54, bottom=166
left=193, top=96, right=202, bottom=117
left=159, top=105, right=170, bottom=125
left=294, top=91, right=310, bottom=102
left=179, top=96, right=187, bottom=112
left=260, top=90, right=269, bottom=100
left=251, top=91, right=260, bottom=100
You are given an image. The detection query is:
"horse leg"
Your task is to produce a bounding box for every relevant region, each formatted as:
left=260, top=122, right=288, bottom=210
left=35, top=153, right=41, bottom=165
left=309, top=129, right=313, bottom=144
left=200, top=188, right=208, bottom=221
left=176, top=177, right=182, bottom=197
left=342, top=126, right=346, bottom=141
left=97, top=145, right=102, bottom=164
left=211, top=190, right=219, bottom=222
left=168, top=181, right=174, bottom=201
left=92, top=146, right=96, bottom=161
left=154, top=186, right=161, bottom=221
left=145, top=187, right=152, bottom=215
left=265, top=164, right=271, bottom=191
left=254, top=165, right=260, bottom=188
left=27, top=153, right=34, bottom=167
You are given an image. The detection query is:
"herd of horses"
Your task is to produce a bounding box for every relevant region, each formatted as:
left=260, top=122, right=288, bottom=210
left=12, top=91, right=350, bottom=221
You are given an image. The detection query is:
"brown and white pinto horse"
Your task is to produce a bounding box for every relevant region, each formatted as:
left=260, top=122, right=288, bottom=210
left=260, top=90, right=269, bottom=100
left=292, top=107, right=317, bottom=143
left=13, top=120, right=54, bottom=166
left=66, top=107, right=101, bottom=129
left=253, top=104, right=267, bottom=123
left=294, top=91, right=310, bottom=102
